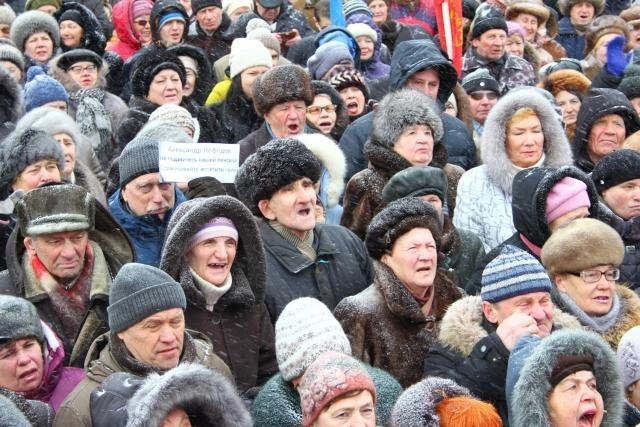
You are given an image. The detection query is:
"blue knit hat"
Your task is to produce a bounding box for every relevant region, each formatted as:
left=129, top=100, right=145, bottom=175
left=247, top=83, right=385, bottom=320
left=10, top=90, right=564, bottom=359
left=158, top=10, right=185, bottom=28
left=23, top=66, right=68, bottom=112
left=481, top=245, right=552, bottom=303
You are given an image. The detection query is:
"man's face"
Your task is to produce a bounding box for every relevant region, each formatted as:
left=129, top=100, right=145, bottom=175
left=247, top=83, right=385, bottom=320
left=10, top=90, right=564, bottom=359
left=472, top=29, right=507, bottom=61
left=483, top=291, right=554, bottom=337
left=159, top=19, right=185, bottom=46
left=602, top=178, right=640, bottom=220
left=117, top=308, right=185, bottom=370
left=587, top=114, right=626, bottom=164
left=569, top=1, right=595, bottom=26
left=255, top=2, right=280, bottom=23
left=468, top=90, right=498, bottom=124
left=121, top=173, right=175, bottom=220
left=24, top=231, right=89, bottom=282
left=404, top=68, right=440, bottom=100
left=258, top=177, right=317, bottom=239
left=263, top=100, right=306, bottom=138
left=196, top=6, right=222, bottom=32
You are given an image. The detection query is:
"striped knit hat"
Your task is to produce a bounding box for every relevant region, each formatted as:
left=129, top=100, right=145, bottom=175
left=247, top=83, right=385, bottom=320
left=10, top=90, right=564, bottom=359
left=481, top=245, right=552, bottom=303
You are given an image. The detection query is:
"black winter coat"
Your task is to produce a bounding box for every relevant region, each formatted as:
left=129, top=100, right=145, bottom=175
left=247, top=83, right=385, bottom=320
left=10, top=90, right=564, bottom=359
left=186, top=15, right=233, bottom=68
left=598, top=204, right=640, bottom=292
left=115, top=96, right=158, bottom=150
left=211, top=80, right=263, bottom=144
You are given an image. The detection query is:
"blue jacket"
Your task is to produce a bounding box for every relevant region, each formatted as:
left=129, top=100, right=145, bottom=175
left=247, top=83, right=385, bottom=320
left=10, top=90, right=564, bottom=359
left=555, top=17, right=586, bottom=59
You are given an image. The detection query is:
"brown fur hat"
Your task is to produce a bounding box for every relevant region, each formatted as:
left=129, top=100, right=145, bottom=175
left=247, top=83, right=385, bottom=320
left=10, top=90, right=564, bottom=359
left=584, top=15, right=631, bottom=55
left=542, top=69, right=591, bottom=97
left=506, top=0, right=554, bottom=34
left=624, top=129, right=640, bottom=152
left=621, top=6, right=640, bottom=29
left=557, top=0, right=604, bottom=18
left=252, top=64, right=314, bottom=117
left=541, top=218, right=624, bottom=276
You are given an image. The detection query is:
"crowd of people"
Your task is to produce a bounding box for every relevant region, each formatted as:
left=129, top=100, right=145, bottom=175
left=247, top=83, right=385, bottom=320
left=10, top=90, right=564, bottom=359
left=0, top=0, right=640, bottom=424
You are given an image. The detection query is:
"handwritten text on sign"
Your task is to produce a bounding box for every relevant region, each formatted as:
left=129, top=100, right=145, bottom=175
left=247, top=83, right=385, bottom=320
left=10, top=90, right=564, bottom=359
left=159, top=142, right=239, bottom=183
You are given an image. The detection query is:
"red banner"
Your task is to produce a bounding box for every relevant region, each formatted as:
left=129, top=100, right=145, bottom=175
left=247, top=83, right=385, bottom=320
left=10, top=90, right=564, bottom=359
left=435, top=0, right=463, bottom=77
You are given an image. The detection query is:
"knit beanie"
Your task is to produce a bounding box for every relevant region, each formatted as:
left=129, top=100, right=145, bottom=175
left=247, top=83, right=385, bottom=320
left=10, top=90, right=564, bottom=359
left=329, top=68, right=369, bottom=100
left=186, top=217, right=238, bottom=251
left=347, top=22, right=377, bottom=42
left=307, top=41, right=354, bottom=80
left=229, top=38, right=272, bottom=78
left=10, top=10, right=60, bottom=51
left=549, top=353, right=595, bottom=387
left=372, top=89, right=444, bottom=148
left=481, top=245, right=553, bottom=303
left=23, top=66, right=68, bottom=112
left=617, top=326, right=640, bottom=387
left=222, top=0, right=253, bottom=15
left=541, top=218, right=624, bottom=276
left=57, top=8, right=83, bottom=26
left=542, top=69, right=591, bottom=97
left=506, top=20, right=526, bottom=41
left=0, top=43, right=25, bottom=74
left=470, top=6, right=507, bottom=40
left=24, top=0, right=62, bottom=11
left=235, top=138, right=321, bottom=216
left=252, top=64, right=313, bottom=117
left=131, top=49, right=186, bottom=98
left=618, top=65, right=640, bottom=101
left=461, top=68, right=500, bottom=94
left=591, top=149, right=640, bottom=195
left=15, top=183, right=95, bottom=236
left=275, top=297, right=352, bottom=381
left=118, top=130, right=160, bottom=187
left=436, top=397, right=503, bottom=427
left=365, top=197, right=442, bottom=260
left=0, top=4, right=16, bottom=27
left=132, top=0, right=153, bottom=19
left=584, top=15, right=630, bottom=55
left=191, top=0, right=222, bottom=14
left=108, top=263, right=187, bottom=333
left=343, top=0, right=373, bottom=19
left=544, top=176, right=591, bottom=223
left=148, top=104, right=196, bottom=137
left=245, top=17, right=270, bottom=33
left=246, top=27, right=280, bottom=55
left=158, top=10, right=186, bottom=29
left=299, top=351, right=376, bottom=427
left=382, top=166, right=447, bottom=204
left=0, top=295, right=45, bottom=345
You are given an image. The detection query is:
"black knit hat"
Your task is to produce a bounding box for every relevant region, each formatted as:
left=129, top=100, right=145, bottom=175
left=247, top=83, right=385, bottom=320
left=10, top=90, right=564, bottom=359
left=56, top=48, right=103, bottom=71
left=235, top=138, right=322, bottom=216
left=618, top=65, right=640, bottom=101
left=470, top=5, right=508, bottom=40
left=461, top=68, right=500, bottom=94
left=191, top=0, right=222, bottom=13
left=252, top=64, right=313, bottom=117
left=131, top=48, right=186, bottom=98
left=382, top=166, right=448, bottom=204
left=0, top=295, right=44, bottom=345
left=591, top=149, right=640, bottom=194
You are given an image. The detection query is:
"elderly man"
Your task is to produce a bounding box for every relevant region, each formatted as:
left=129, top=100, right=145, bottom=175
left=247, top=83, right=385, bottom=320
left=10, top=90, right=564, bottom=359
left=186, top=0, right=233, bottom=65
left=0, top=184, right=134, bottom=367
left=461, top=68, right=500, bottom=151
left=54, top=262, right=232, bottom=426
left=424, top=245, right=581, bottom=423
left=108, top=128, right=187, bottom=267
left=235, top=138, right=373, bottom=321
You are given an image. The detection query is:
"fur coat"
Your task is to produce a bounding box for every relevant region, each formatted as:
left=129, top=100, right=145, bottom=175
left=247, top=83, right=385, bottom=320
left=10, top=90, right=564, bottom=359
left=0, top=66, right=22, bottom=140
left=334, top=261, right=463, bottom=387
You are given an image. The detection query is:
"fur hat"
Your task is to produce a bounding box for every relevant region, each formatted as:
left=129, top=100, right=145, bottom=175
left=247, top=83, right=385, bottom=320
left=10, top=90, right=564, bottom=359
left=0, top=295, right=44, bottom=345
left=307, top=41, right=353, bottom=81
left=584, top=15, right=631, bottom=55
left=329, top=68, right=370, bottom=100
left=10, top=10, right=59, bottom=52
left=382, top=166, right=448, bottom=204
left=191, top=0, right=222, bottom=14
left=275, top=297, right=352, bottom=381
left=365, top=197, right=442, bottom=261
left=222, top=0, right=253, bottom=15
left=252, top=64, right=313, bottom=117
left=347, top=22, right=377, bottom=42
left=23, top=66, right=68, bottom=111
left=618, top=65, right=640, bottom=101
left=235, top=138, right=322, bottom=216
left=0, top=43, right=24, bottom=74
left=246, top=27, right=280, bottom=55
left=131, top=48, right=186, bottom=98
left=470, top=5, right=508, bottom=40
left=461, top=68, right=500, bottom=94
left=299, top=352, right=376, bottom=427
left=0, top=4, right=16, bottom=27
left=55, top=48, right=103, bottom=71
left=591, top=149, right=640, bottom=194
left=506, top=0, right=550, bottom=29
left=542, top=69, right=591, bottom=97
left=541, top=218, right=624, bottom=276
left=557, top=0, right=604, bottom=19
left=229, top=38, right=272, bottom=79
left=617, top=326, right=640, bottom=387
left=621, top=6, right=640, bottom=29
left=372, top=89, right=443, bottom=148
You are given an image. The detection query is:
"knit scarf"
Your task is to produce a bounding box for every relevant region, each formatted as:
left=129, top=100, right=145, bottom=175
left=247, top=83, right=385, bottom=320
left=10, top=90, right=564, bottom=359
left=69, top=88, right=112, bottom=164
left=558, top=290, right=622, bottom=333
left=189, top=266, right=232, bottom=311
left=269, top=220, right=316, bottom=261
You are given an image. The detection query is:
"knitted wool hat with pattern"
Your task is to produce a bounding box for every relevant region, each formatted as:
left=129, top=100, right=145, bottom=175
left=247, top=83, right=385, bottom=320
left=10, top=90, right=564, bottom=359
left=617, top=326, right=640, bottom=387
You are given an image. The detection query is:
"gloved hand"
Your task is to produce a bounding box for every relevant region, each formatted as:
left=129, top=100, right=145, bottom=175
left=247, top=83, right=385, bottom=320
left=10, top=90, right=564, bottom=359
left=606, top=35, right=632, bottom=77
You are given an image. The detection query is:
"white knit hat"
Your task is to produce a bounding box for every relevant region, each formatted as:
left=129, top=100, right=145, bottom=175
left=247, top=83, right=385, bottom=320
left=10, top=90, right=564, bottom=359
left=229, top=38, right=272, bottom=79
left=222, top=0, right=253, bottom=15
left=618, top=326, right=640, bottom=387
left=347, top=22, right=377, bottom=42
left=275, top=297, right=352, bottom=381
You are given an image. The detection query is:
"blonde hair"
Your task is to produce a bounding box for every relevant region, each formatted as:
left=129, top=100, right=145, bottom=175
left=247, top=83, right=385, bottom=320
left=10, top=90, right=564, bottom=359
left=624, top=129, right=640, bottom=152
left=506, top=107, right=538, bottom=134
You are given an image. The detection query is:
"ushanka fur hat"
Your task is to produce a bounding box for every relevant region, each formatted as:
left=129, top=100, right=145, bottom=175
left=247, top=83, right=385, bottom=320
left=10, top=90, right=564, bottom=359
left=252, top=64, right=313, bottom=117
left=372, top=89, right=443, bottom=149
left=506, top=0, right=550, bottom=31
left=235, top=138, right=322, bottom=216
left=10, top=10, right=59, bottom=52
left=584, top=15, right=631, bottom=55
left=557, top=0, right=604, bottom=18
left=130, top=48, right=186, bottom=99
left=541, top=218, right=624, bottom=277
left=541, top=69, right=591, bottom=97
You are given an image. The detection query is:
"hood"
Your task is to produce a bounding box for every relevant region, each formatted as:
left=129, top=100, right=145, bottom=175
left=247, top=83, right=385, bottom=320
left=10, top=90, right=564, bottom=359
left=55, top=2, right=107, bottom=55
left=314, top=26, right=361, bottom=68
left=511, top=165, right=599, bottom=247
left=167, top=44, right=214, bottom=105
left=346, top=14, right=384, bottom=65
left=150, top=0, right=189, bottom=45
left=481, top=88, right=573, bottom=195
left=112, top=0, right=141, bottom=51
left=388, top=38, right=457, bottom=105
left=0, top=66, right=23, bottom=125
left=160, top=195, right=267, bottom=304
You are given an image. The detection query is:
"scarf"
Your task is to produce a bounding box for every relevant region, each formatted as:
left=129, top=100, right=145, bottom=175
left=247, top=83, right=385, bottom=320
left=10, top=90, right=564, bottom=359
left=69, top=88, right=112, bottom=165
left=269, top=220, right=316, bottom=261
left=189, top=266, right=232, bottom=311
left=558, top=290, right=622, bottom=333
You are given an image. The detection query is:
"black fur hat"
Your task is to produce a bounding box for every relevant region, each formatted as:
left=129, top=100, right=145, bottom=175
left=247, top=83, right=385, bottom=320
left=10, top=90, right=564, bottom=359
left=131, top=48, right=186, bottom=98
left=252, top=64, right=314, bottom=117
left=235, top=138, right=322, bottom=216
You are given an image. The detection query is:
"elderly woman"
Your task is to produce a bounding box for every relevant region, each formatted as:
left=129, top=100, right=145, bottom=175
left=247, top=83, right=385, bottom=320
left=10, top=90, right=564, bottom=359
left=617, top=326, right=640, bottom=426
left=508, top=330, right=624, bottom=427
left=541, top=69, right=591, bottom=142
left=54, top=2, right=106, bottom=54
left=334, top=197, right=463, bottom=387
left=572, top=88, right=640, bottom=173
left=541, top=218, right=640, bottom=349
left=341, top=88, right=462, bottom=240
left=454, top=88, right=573, bottom=252
left=0, top=295, right=85, bottom=411
left=306, top=80, right=349, bottom=142
left=159, top=195, right=278, bottom=395
left=10, top=10, right=59, bottom=73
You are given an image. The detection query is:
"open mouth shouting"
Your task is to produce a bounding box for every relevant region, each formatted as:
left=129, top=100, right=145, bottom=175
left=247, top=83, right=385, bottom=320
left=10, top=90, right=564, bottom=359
left=577, top=408, right=599, bottom=427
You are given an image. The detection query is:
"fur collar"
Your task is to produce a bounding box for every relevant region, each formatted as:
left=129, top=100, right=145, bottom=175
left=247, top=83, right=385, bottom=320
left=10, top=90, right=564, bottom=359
left=364, top=139, right=448, bottom=179
left=295, top=134, right=346, bottom=208
left=590, top=285, right=640, bottom=349
left=0, top=67, right=23, bottom=123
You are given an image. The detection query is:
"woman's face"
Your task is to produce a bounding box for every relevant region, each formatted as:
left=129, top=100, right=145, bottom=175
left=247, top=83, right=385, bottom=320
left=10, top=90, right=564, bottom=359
left=556, top=90, right=581, bottom=126
left=12, top=159, right=61, bottom=192
left=0, top=338, right=44, bottom=393
left=393, top=124, right=434, bottom=166
left=514, top=12, right=539, bottom=42
left=0, top=60, right=23, bottom=81
left=53, top=132, right=76, bottom=176
left=59, top=20, right=83, bottom=49
left=381, top=227, right=438, bottom=299
left=339, top=86, right=365, bottom=117
left=306, top=95, right=337, bottom=135
left=368, top=0, right=388, bottom=25
left=240, top=65, right=269, bottom=99
left=587, top=114, right=625, bottom=164
left=506, top=113, right=544, bottom=168
left=548, top=370, right=604, bottom=427
left=554, top=265, right=616, bottom=316
left=147, top=69, right=183, bottom=105
left=505, top=34, right=525, bottom=57
left=24, top=31, right=53, bottom=64
left=133, top=15, right=152, bottom=45
left=187, top=236, right=237, bottom=286
left=67, top=60, right=98, bottom=88
left=313, top=390, right=375, bottom=427
left=356, top=36, right=375, bottom=61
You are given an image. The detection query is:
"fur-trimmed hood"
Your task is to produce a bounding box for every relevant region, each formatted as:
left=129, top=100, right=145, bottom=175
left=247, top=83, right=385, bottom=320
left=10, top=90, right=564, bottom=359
left=125, top=363, right=252, bottom=426
left=0, top=65, right=23, bottom=126
left=160, top=195, right=267, bottom=309
left=438, top=295, right=583, bottom=357
left=167, top=43, right=214, bottom=106
left=481, top=88, right=573, bottom=195
left=510, top=330, right=624, bottom=427
left=54, top=2, right=107, bottom=55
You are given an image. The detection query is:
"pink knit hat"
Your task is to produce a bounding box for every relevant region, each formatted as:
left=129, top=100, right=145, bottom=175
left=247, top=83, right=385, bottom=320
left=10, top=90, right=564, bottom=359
left=545, top=177, right=591, bottom=223
left=132, top=0, right=153, bottom=19
left=187, top=217, right=238, bottom=251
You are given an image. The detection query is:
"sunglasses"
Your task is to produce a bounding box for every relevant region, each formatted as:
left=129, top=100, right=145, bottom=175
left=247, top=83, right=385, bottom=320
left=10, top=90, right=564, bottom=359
left=469, top=91, right=498, bottom=101
left=134, top=19, right=150, bottom=27
left=307, top=105, right=337, bottom=114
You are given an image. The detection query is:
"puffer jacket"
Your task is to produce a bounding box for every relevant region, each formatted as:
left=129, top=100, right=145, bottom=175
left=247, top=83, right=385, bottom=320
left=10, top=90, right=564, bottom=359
left=107, top=0, right=143, bottom=61
left=598, top=204, right=640, bottom=291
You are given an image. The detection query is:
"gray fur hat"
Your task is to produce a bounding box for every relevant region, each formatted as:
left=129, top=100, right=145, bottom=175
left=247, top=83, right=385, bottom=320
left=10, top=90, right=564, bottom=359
left=511, top=330, right=624, bottom=427
left=0, top=295, right=44, bottom=345
left=252, top=64, right=314, bottom=117
left=10, top=10, right=59, bottom=52
left=0, top=4, right=16, bottom=27
left=382, top=166, right=447, bottom=204
left=235, top=138, right=322, bottom=217
left=0, top=43, right=25, bottom=73
left=16, top=183, right=95, bottom=236
left=20, top=106, right=83, bottom=147
left=366, top=197, right=442, bottom=261
left=372, top=89, right=444, bottom=149
left=126, top=363, right=252, bottom=427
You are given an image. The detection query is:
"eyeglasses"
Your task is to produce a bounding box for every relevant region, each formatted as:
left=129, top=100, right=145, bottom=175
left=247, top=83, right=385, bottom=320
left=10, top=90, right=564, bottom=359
left=307, top=105, right=336, bottom=114
left=68, top=64, right=97, bottom=73
left=469, top=91, right=498, bottom=101
left=134, top=19, right=150, bottom=27
left=569, top=268, right=620, bottom=283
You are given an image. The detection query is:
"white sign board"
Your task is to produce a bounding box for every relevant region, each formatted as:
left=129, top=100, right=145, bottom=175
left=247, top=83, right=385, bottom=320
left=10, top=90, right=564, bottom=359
left=159, top=142, right=239, bottom=183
